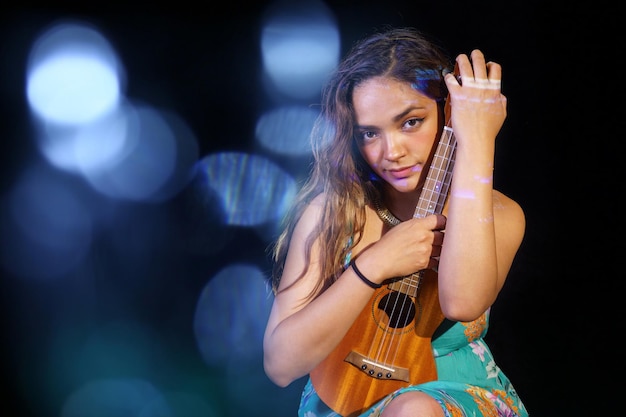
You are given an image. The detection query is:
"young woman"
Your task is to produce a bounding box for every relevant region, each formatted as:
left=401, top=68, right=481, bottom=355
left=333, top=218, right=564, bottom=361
left=263, top=27, right=528, bottom=417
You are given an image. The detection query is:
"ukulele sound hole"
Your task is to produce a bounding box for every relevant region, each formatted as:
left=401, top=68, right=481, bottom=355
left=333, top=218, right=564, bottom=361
left=377, top=291, right=415, bottom=328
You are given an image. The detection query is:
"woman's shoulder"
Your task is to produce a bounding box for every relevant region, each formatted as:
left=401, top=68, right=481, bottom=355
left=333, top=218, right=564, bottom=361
left=492, top=189, right=524, bottom=216
left=293, top=193, right=326, bottom=234
left=492, top=189, right=525, bottom=236
left=309, top=192, right=326, bottom=207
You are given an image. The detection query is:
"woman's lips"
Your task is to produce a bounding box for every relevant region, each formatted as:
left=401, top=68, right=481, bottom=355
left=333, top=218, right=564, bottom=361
left=387, top=165, right=417, bottom=179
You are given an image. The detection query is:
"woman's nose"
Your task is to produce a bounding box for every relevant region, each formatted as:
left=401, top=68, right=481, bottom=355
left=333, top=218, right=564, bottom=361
left=383, top=132, right=405, bottom=161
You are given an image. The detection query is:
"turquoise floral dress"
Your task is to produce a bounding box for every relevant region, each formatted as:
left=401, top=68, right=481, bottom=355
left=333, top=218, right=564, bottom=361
left=298, top=310, right=528, bottom=416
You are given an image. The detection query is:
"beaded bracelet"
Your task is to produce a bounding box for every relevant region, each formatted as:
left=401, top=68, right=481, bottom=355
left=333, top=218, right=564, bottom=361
left=350, top=259, right=381, bottom=289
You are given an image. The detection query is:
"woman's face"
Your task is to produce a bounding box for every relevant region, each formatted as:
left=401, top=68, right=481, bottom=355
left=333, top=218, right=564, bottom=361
left=353, top=76, right=440, bottom=194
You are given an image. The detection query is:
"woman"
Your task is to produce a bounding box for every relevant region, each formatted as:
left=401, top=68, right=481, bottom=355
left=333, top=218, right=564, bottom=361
left=263, top=27, right=528, bottom=417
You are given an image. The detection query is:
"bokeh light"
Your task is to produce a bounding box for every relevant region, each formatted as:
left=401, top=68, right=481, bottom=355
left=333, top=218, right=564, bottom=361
left=196, top=152, right=297, bottom=227
left=260, top=0, right=339, bottom=101
left=26, top=21, right=124, bottom=125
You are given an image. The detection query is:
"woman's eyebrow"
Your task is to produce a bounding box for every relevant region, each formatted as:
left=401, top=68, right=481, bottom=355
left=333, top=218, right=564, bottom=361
left=354, top=123, right=376, bottom=130
left=393, top=105, right=427, bottom=122
left=355, top=105, right=425, bottom=129
left=392, top=107, right=413, bottom=123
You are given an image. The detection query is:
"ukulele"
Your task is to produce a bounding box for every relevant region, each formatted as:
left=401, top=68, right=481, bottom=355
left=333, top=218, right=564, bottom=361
left=310, top=71, right=458, bottom=417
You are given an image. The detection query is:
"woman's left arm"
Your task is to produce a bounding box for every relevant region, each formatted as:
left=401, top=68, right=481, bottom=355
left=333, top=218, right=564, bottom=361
left=437, top=49, right=526, bottom=321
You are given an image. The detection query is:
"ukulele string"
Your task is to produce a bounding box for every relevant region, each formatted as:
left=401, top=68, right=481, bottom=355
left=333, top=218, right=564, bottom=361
left=369, top=273, right=418, bottom=367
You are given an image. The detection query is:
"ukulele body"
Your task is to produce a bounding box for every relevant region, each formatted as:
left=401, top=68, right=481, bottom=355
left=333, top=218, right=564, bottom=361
left=310, top=269, right=444, bottom=416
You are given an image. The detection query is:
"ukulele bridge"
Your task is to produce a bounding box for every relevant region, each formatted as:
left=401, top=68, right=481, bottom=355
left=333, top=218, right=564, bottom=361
left=344, top=350, right=409, bottom=382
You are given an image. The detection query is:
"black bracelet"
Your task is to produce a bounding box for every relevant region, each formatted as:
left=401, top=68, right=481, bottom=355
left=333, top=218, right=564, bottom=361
left=350, top=259, right=381, bottom=289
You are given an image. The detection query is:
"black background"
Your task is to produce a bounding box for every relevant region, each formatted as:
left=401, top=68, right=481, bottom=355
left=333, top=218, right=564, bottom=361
left=1, top=1, right=619, bottom=416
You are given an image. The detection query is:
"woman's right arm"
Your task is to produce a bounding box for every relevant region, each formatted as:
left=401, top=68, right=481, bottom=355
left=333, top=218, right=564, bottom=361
left=262, top=198, right=378, bottom=387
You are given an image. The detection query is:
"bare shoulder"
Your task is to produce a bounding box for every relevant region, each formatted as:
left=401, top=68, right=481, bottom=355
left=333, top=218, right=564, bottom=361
left=294, top=193, right=325, bottom=233
left=285, top=193, right=326, bottom=265
left=492, top=189, right=525, bottom=242
left=276, top=193, right=326, bottom=295
left=493, top=189, right=524, bottom=218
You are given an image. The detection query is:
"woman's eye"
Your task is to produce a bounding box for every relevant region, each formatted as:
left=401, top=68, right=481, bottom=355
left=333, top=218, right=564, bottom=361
left=359, top=131, right=377, bottom=142
left=404, top=117, right=424, bottom=129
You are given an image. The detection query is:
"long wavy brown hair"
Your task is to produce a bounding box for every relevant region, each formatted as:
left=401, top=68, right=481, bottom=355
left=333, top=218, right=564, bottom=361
left=270, top=27, right=452, bottom=301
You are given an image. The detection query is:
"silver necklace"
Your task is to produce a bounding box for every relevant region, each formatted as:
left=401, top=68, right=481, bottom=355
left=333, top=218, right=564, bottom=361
left=372, top=195, right=401, bottom=227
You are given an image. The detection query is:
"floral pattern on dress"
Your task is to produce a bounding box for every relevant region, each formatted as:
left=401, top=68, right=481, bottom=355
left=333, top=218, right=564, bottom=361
left=465, top=386, right=522, bottom=417
left=463, top=311, right=487, bottom=342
